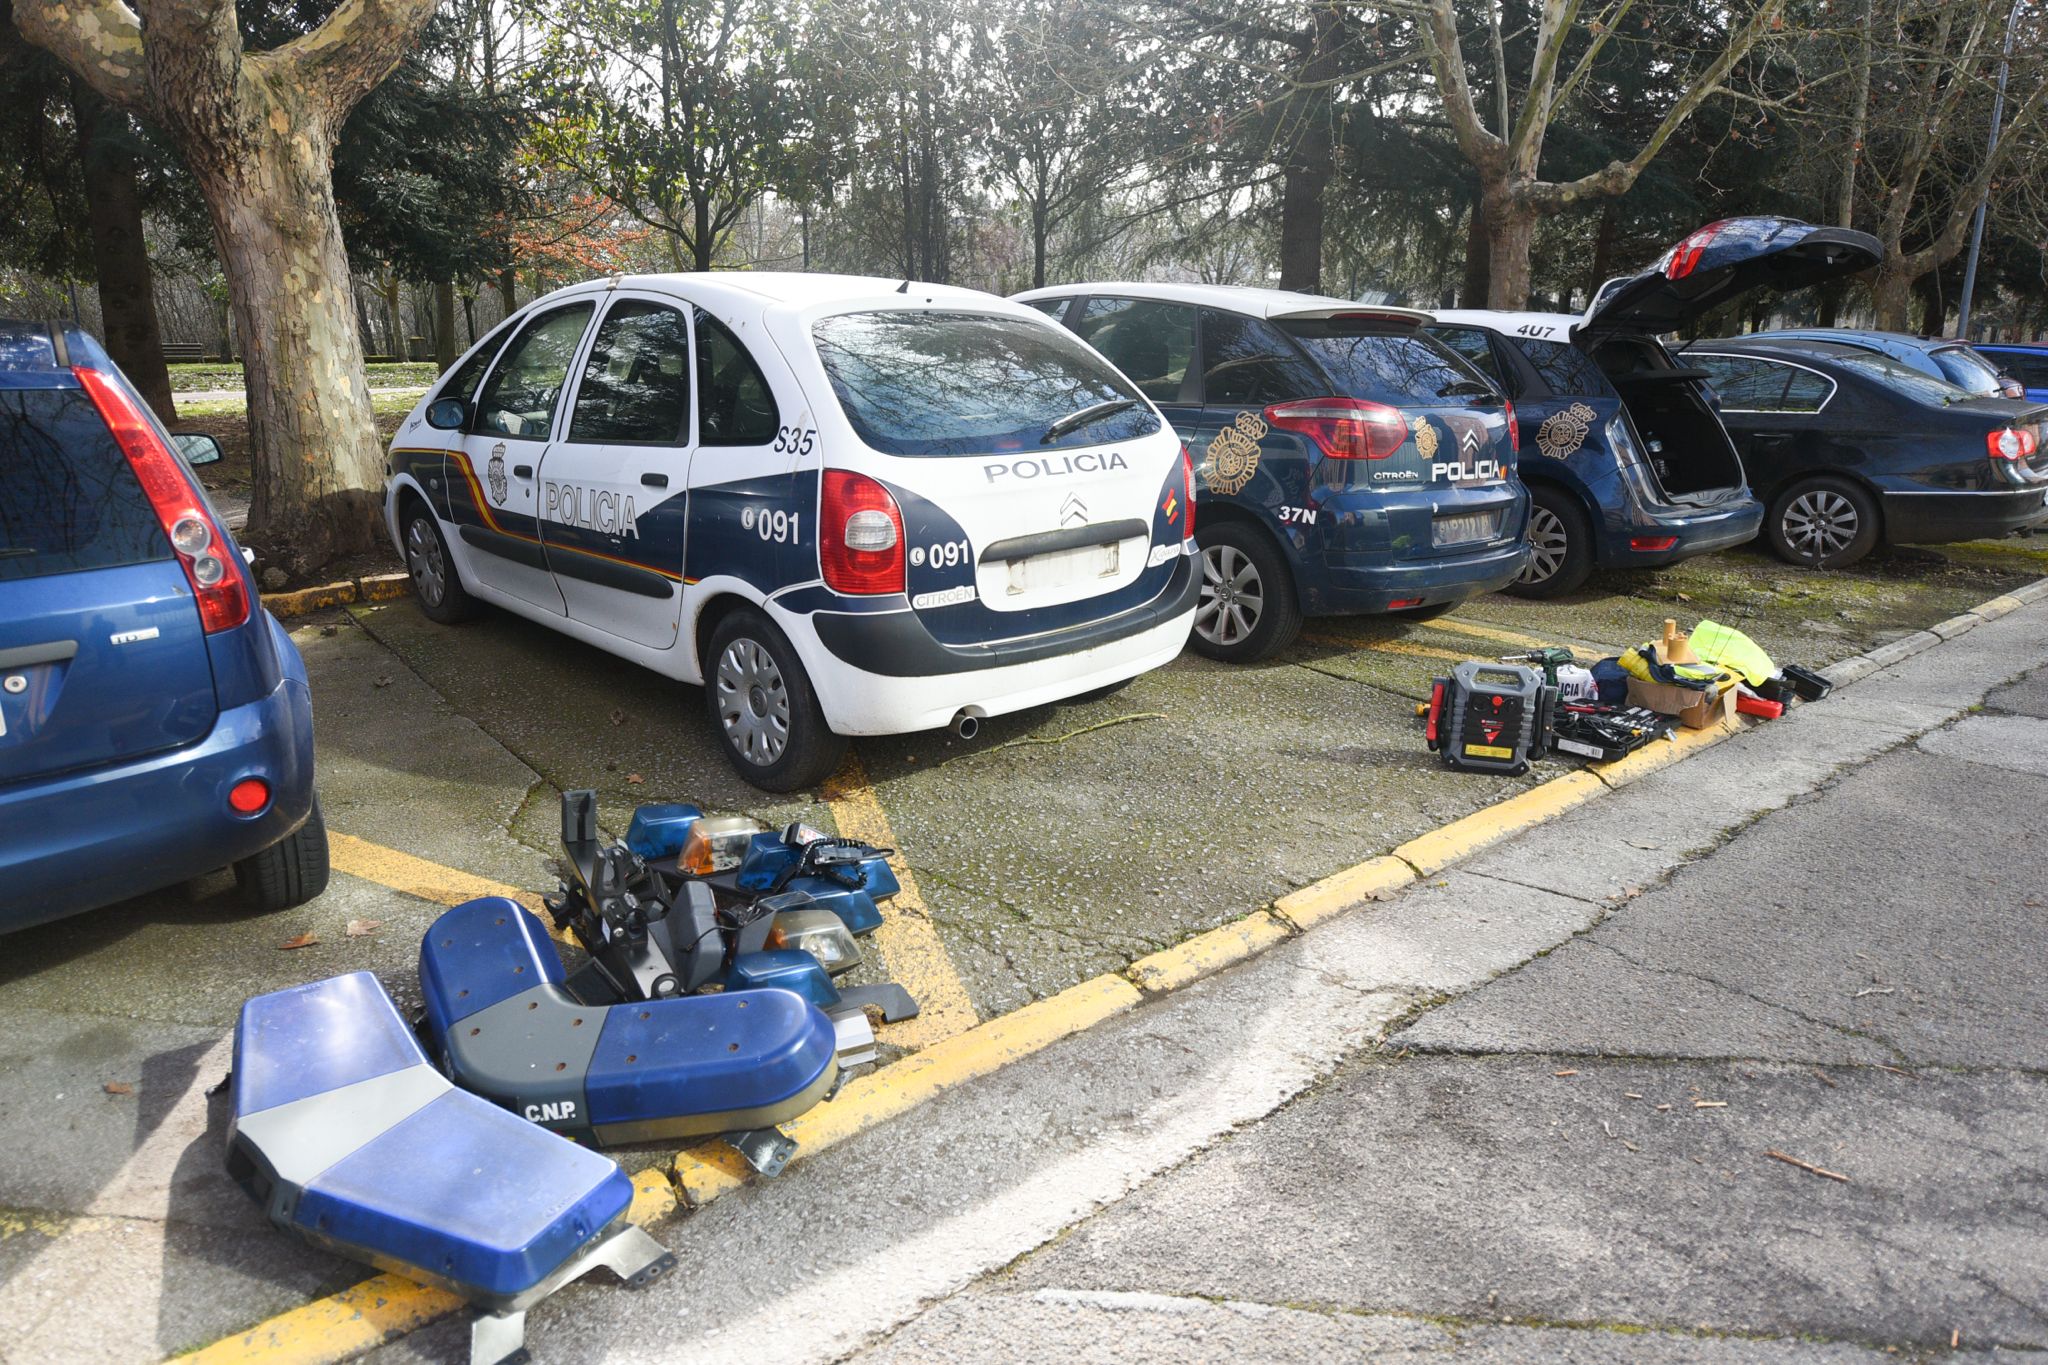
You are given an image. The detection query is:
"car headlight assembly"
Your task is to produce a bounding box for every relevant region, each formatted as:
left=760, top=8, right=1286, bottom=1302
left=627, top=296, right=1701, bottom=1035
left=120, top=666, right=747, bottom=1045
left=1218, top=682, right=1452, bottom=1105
left=769, top=908, right=863, bottom=975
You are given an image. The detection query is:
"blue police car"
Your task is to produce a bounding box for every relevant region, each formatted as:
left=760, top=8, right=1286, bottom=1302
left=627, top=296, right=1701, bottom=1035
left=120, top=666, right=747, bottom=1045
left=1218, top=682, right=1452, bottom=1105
left=1016, top=284, right=1526, bottom=661
left=1963, top=342, right=2048, bottom=403
left=0, top=322, right=326, bottom=931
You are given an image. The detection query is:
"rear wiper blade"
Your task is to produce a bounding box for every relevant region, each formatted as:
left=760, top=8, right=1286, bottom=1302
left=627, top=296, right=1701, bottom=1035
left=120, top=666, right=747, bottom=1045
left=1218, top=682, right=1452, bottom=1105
left=1042, top=398, right=1138, bottom=444
left=0, top=548, right=34, bottom=559
left=1436, top=380, right=1496, bottom=398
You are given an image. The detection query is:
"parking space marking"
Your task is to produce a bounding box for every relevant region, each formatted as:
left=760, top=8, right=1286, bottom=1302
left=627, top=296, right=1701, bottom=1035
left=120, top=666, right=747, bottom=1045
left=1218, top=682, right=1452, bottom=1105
left=1429, top=615, right=1610, bottom=659
left=1302, top=632, right=1472, bottom=663
left=822, top=755, right=981, bottom=1050
left=326, top=832, right=570, bottom=943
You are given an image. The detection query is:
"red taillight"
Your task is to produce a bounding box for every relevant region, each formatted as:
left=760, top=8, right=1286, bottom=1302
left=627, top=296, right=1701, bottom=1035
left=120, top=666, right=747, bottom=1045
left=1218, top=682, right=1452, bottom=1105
left=1264, top=397, right=1408, bottom=461
left=1179, top=443, right=1196, bottom=540
left=1388, top=597, right=1424, bottom=609
left=820, top=469, right=905, bottom=595
left=228, top=778, right=271, bottom=814
left=1629, top=536, right=1679, bottom=552
left=1988, top=427, right=2038, bottom=460
left=1664, top=220, right=1729, bottom=280
left=74, top=366, right=251, bottom=634
left=1502, top=400, right=1520, bottom=456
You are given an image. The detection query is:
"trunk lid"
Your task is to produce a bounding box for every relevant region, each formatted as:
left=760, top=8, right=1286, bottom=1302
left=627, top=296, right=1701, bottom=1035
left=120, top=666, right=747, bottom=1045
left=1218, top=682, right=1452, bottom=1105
left=1584, top=218, right=1883, bottom=336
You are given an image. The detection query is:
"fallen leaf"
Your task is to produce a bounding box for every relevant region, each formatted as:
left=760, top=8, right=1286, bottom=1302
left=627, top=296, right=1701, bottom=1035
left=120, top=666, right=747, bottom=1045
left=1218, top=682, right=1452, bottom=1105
left=279, top=932, right=319, bottom=950
left=345, top=919, right=382, bottom=938
left=625, top=773, right=645, bottom=786
left=104, top=1082, right=133, bottom=1095
left=1553, top=1069, right=1579, bottom=1077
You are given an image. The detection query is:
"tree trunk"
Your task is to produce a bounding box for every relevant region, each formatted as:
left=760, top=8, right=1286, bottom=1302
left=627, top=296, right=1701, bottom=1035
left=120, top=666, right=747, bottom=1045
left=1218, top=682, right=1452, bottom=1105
left=498, top=264, right=516, bottom=316
left=200, top=102, right=385, bottom=568
left=1459, top=200, right=1490, bottom=308
left=1586, top=199, right=1619, bottom=308
left=73, top=89, right=176, bottom=421
left=1870, top=262, right=1915, bottom=332
left=1484, top=191, right=1539, bottom=310
left=1031, top=194, right=1048, bottom=291
left=382, top=271, right=403, bottom=362
left=1277, top=163, right=1327, bottom=294
left=1915, top=268, right=1945, bottom=337
left=433, top=279, right=456, bottom=370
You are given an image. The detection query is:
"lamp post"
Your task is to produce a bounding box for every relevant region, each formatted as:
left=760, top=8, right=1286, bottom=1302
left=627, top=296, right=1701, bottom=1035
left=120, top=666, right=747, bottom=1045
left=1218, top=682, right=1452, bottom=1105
left=1956, top=0, right=2025, bottom=340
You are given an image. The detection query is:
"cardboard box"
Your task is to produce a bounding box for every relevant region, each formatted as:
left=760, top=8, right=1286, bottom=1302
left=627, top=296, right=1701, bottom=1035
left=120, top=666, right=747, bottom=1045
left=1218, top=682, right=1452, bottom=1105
left=1626, top=677, right=1735, bottom=730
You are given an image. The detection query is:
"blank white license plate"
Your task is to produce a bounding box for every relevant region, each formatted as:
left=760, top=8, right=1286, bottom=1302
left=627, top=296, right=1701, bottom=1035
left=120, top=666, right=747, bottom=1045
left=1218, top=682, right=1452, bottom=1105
left=1433, top=511, right=1503, bottom=548
left=1005, top=541, right=1120, bottom=596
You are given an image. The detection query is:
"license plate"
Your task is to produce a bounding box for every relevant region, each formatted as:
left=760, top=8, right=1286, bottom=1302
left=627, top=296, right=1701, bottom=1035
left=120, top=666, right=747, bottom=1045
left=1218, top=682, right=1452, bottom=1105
left=1433, top=511, right=1502, bottom=548
left=1004, top=540, right=1120, bottom=596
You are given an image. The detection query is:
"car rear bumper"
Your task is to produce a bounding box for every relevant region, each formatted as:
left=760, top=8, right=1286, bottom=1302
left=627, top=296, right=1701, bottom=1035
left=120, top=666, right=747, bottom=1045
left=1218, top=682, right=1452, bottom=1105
left=1609, top=496, right=1765, bottom=567
left=792, top=556, right=1198, bottom=734
left=1303, top=538, right=1532, bottom=615
left=1882, top=487, right=2048, bottom=545
left=0, top=673, right=317, bottom=932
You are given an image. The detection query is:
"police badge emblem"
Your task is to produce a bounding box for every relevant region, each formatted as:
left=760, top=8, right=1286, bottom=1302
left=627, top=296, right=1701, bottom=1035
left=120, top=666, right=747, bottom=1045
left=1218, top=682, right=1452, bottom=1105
left=1536, top=402, right=1596, bottom=460
left=1410, top=416, right=1439, bottom=460
left=1204, top=411, right=1268, bottom=496
left=486, top=442, right=509, bottom=505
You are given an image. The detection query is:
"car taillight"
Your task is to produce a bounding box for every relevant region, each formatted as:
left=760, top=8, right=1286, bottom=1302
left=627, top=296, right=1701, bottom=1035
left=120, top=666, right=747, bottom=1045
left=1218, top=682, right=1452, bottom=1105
left=820, top=469, right=905, bottom=594
left=1664, top=220, right=1728, bottom=280
left=1180, top=443, right=1196, bottom=539
left=74, top=365, right=251, bottom=634
left=1989, top=427, right=2038, bottom=460
left=1502, top=400, right=1520, bottom=456
left=1263, top=396, right=1408, bottom=461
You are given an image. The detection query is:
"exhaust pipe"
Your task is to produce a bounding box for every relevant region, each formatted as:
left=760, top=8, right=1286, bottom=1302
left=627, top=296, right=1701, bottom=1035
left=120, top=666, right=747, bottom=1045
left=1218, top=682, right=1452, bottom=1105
left=950, top=709, right=981, bottom=741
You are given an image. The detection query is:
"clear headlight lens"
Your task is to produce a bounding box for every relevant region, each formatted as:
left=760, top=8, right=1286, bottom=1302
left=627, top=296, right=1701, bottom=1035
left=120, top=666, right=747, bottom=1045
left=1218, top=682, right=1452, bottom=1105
left=680, top=814, right=766, bottom=874
left=769, top=908, right=862, bottom=974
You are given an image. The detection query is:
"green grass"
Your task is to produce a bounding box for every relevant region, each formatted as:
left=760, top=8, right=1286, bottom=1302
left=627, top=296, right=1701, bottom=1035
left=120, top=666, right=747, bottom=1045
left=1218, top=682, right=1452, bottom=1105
left=176, top=392, right=422, bottom=419
left=166, top=361, right=438, bottom=393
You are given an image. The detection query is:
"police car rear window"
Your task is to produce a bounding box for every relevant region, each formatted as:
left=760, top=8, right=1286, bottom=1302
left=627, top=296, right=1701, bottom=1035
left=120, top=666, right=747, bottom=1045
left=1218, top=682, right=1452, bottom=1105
left=0, top=386, right=172, bottom=582
left=1276, top=320, right=1499, bottom=407
left=811, top=311, right=1157, bottom=457
left=1509, top=338, right=1615, bottom=399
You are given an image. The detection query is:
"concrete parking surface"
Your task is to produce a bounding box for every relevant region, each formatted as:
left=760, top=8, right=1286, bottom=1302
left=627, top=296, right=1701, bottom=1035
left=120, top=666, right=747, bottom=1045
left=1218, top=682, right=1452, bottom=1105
left=0, top=541, right=2043, bottom=1361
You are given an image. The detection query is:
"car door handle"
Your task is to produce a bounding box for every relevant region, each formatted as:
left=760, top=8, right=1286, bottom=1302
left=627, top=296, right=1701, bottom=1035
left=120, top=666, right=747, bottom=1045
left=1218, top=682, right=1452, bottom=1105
left=513, top=464, right=534, bottom=478
left=641, top=473, right=669, bottom=489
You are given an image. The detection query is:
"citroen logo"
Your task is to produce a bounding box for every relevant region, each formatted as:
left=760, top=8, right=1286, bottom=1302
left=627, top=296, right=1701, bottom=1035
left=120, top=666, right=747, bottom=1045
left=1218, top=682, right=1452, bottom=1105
left=1060, top=493, right=1088, bottom=527
left=1461, top=427, right=1483, bottom=456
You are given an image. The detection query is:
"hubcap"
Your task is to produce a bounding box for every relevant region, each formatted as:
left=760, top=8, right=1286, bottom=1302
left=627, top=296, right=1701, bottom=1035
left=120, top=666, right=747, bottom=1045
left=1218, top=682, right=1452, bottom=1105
left=1195, top=544, right=1264, bottom=647
left=1519, top=505, right=1569, bottom=585
left=1782, top=490, right=1859, bottom=561
left=715, top=636, right=791, bottom=766
left=405, top=518, right=446, bottom=606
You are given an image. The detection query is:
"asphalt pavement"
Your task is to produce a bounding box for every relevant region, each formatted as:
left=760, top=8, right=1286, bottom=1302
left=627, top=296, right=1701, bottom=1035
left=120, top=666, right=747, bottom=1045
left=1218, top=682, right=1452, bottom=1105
left=351, top=593, right=2048, bottom=1365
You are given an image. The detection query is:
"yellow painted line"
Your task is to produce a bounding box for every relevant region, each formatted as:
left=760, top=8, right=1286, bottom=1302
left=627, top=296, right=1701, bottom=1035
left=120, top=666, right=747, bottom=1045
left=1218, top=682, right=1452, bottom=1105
left=821, top=755, right=980, bottom=1050
left=327, top=831, right=568, bottom=944
left=1427, top=615, right=1606, bottom=656
left=1126, top=911, right=1294, bottom=994
left=1273, top=855, right=1416, bottom=932
left=672, top=972, right=1143, bottom=1206
left=1393, top=770, right=1610, bottom=877
left=178, top=1170, right=674, bottom=1365
left=1302, top=632, right=1472, bottom=664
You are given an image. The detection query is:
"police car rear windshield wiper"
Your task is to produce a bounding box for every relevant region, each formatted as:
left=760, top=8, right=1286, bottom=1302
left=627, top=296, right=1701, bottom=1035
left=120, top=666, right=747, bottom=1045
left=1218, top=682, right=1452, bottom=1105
left=1041, top=398, right=1138, bottom=444
left=1436, top=380, right=1496, bottom=398
left=0, top=548, right=33, bottom=558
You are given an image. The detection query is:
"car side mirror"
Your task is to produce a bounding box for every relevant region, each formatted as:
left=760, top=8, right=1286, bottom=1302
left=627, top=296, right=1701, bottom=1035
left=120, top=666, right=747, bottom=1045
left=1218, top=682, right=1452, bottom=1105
left=425, top=397, right=468, bottom=431
left=172, top=433, right=223, bottom=466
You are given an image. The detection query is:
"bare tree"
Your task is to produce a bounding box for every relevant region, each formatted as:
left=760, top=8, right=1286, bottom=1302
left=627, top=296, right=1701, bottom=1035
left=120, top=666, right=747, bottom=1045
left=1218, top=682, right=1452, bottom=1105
left=16, top=0, right=439, bottom=567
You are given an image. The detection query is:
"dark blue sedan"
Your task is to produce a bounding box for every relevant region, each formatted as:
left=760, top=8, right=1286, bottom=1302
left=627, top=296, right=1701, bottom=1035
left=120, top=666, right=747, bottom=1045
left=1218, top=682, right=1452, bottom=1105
left=0, top=321, right=326, bottom=930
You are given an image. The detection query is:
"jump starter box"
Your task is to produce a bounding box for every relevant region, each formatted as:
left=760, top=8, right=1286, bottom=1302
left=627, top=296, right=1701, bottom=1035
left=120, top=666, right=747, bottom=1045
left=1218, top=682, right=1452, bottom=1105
left=1425, top=662, right=1557, bottom=776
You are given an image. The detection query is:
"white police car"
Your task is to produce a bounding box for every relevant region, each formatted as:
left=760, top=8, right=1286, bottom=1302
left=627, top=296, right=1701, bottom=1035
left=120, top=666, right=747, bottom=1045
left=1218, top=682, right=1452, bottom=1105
left=382, top=273, right=1198, bottom=791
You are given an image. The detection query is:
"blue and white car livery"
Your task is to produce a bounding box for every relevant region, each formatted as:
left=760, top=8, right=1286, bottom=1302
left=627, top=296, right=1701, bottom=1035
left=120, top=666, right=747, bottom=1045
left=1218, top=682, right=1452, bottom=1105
left=383, top=273, right=1198, bottom=791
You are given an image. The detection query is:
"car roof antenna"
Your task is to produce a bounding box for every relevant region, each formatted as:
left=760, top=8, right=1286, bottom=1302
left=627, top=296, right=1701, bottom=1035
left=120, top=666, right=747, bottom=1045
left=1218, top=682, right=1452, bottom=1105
left=897, top=279, right=911, bottom=293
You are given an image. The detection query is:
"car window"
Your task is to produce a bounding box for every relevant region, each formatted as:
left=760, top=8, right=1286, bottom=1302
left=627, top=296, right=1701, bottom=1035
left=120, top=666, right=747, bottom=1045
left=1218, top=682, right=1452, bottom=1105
left=1781, top=368, right=1831, bottom=413
left=1283, top=319, right=1497, bottom=407
left=811, top=309, right=1155, bottom=457
left=1508, top=338, right=1614, bottom=399
left=1200, top=311, right=1322, bottom=406
left=569, top=300, right=692, bottom=445
left=473, top=302, right=594, bottom=440
left=1074, top=298, right=1196, bottom=402
left=439, top=316, right=519, bottom=407
left=1931, top=346, right=2006, bottom=396
left=0, top=386, right=174, bottom=583
left=1428, top=326, right=1510, bottom=393
left=1996, top=352, right=2048, bottom=387
left=694, top=310, right=779, bottom=446
left=1695, top=355, right=1790, bottom=410
left=1831, top=350, right=1971, bottom=405
left=1021, top=298, right=1069, bottom=321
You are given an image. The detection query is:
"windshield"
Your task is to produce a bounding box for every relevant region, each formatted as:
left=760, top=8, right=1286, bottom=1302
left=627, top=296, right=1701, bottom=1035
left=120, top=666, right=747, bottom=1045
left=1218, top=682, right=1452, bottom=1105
left=1931, top=346, right=2006, bottom=396
left=1832, top=350, right=1972, bottom=405
left=812, top=310, right=1157, bottom=456
left=1279, top=320, right=1501, bottom=407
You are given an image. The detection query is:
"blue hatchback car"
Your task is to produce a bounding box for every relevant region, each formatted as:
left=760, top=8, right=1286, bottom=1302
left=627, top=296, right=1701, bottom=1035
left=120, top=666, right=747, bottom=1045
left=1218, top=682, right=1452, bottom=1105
left=1016, top=284, right=1526, bottom=661
left=0, top=322, right=325, bottom=931
left=1974, top=343, right=2048, bottom=403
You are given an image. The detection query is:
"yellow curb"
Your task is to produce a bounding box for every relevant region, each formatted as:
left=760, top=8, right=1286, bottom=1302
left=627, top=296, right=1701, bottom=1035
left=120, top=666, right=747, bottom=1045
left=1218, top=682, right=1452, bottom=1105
left=262, top=581, right=358, bottom=618
left=1393, top=770, right=1609, bottom=876
left=1273, top=855, right=1416, bottom=932
left=1585, top=713, right=1743, bottom=790
left=358, top=572, right=412, bottom=603
left=1125, top=911, right=1295, bottom=994
left=672, top=972, right=1144, bottom=1208
left=178, top=1169, right=673, bottom=1365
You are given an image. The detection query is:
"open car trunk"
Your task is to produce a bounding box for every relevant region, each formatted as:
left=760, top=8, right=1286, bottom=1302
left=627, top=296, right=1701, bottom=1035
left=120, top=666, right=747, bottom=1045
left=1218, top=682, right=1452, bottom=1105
left=1586, top=335, right=1746, bottom=506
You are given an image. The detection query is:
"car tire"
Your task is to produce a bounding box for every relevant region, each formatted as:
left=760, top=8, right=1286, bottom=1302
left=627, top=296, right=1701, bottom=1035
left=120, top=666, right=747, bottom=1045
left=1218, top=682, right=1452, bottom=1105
left=704, top=608, right=847, bottom=793
left=1507, top=485, right=1594, bottom=599
left=402, top=500, right=480, bottom=624
left=235, top=793, right=331, bottom=913
left=1190, top=522, right=1302, bottom=663
left=1766, top=477, right=1881, bottom=569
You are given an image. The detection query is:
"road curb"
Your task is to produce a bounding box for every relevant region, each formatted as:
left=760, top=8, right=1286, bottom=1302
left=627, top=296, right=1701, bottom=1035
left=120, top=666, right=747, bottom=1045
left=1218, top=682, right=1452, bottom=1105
left=177, top=575, right=2048, bottom=1364
left=260, top=572, right=409, bottom=620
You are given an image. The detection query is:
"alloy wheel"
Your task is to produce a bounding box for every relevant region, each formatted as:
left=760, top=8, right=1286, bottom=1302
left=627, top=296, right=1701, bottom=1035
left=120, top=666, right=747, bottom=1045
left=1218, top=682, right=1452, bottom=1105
left=1196, top=543, right=1264, bottom=647
left=715, top=636, right=791, bottom=766
left=1781, top=489, right=1860, bottom=561
left=1519, top=504, right=1569, bottom=585
left=406, top=518, right=446, bottom=607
